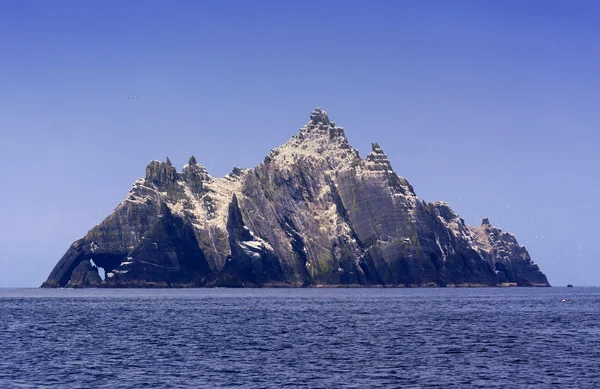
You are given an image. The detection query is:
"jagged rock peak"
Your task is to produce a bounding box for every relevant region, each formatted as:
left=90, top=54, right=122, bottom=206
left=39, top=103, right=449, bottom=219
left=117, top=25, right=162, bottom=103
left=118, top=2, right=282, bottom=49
left=310, top=107, right=330, bottom=125
left=183, top=156, right=208, bottom=174
left=482, top=217, right=491, bottom=226
left=266, top=108, right=358, bottom=168
left=182, top=158, right=211, bottom=194
left=365, top=142, right=393, bottom=171
left=145, top=159, right=178, bottom=188
left=304, top=107, right=346, bottom=139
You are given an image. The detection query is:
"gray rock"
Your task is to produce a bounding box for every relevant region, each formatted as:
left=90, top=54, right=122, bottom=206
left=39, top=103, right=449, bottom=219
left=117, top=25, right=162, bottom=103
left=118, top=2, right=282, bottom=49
left=66, top=260, right=102, bottom=288
left=42, top=109, right=550, bottom=288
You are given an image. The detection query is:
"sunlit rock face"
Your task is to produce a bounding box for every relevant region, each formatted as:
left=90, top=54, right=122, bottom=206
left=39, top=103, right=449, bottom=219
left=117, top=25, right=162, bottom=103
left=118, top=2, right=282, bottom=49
left=42, top=108, right=549, bottom=288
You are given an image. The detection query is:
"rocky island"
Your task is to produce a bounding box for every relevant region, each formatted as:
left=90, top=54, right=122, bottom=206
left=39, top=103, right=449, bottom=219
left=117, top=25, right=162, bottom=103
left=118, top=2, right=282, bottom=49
left=42, top=108, right=549, bottom=288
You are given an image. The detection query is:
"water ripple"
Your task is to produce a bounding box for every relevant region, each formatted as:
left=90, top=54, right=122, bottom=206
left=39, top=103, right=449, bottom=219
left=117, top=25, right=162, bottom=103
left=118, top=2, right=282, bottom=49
left=0, top=287, right=598, bottom=388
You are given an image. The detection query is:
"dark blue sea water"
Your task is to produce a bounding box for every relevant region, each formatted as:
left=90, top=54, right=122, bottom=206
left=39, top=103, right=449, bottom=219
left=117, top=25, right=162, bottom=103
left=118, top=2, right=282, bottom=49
left=0, top=287, right=598, bottom=388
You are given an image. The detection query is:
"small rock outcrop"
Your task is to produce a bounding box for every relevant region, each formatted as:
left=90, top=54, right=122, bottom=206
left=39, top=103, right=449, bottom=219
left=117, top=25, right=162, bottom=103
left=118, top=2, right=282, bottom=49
left=68, top=260, right=103, bottom=288
left=42, top=108, right=550, bottom=288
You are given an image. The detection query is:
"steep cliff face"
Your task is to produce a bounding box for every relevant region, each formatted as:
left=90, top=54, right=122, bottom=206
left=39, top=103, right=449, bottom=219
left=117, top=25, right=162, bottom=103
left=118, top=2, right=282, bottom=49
left=42, top=108, right=549, bottom=288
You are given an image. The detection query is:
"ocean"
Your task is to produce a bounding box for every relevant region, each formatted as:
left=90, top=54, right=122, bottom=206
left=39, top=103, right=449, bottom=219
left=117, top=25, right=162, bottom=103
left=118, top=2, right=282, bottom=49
left=0, top=287, right=598, bottom=388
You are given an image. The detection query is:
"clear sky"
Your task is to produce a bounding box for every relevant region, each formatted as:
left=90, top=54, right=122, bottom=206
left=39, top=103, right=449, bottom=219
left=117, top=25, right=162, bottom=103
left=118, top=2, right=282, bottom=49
left=1, top=0, right=598, bottom=287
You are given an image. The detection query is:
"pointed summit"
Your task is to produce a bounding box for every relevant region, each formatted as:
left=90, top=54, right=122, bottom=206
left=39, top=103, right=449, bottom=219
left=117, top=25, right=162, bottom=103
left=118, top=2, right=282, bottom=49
left=365, top=142, right=393, bottom=171
left=145, top=159, right=178, bottom=189
left=309, top=107, right=330, bottom=125
left=266, top=107, right=358, bottom=170
left=302, top=107, right=346, bottom=140
left=182, top=156, right=210, bottom=194
left=482, top=217, right=491, bottom=226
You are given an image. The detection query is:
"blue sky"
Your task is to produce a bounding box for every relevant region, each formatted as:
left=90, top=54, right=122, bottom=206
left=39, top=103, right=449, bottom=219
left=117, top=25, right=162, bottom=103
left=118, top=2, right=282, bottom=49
left=1, top=0, right=598, bottom=286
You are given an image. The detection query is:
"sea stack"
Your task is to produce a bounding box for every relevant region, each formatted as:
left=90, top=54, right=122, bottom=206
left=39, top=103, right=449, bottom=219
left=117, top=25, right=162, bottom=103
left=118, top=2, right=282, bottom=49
left=42, top=108, right=550, bottom=288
